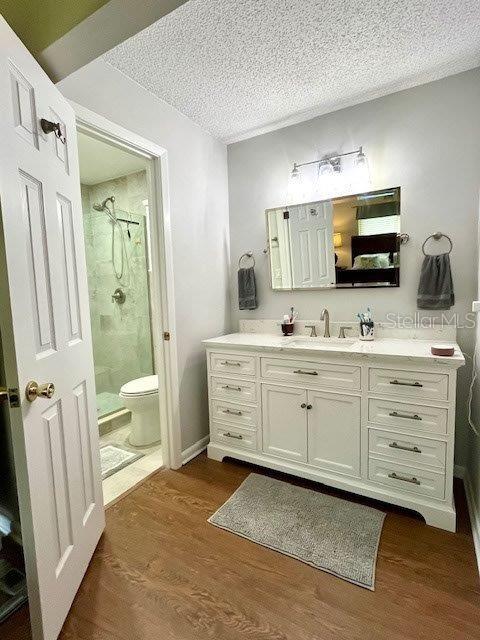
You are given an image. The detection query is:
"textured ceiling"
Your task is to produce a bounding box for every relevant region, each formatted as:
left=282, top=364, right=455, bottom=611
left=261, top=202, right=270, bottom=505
left=103, top=0, right=480, bottom=143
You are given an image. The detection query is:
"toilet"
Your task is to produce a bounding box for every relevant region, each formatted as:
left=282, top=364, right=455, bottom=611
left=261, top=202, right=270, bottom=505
left=119, top=375, right=161, bottom=447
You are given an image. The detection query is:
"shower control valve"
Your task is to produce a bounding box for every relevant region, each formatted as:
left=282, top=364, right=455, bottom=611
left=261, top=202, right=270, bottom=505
left=112, top=288, right=126, bottom=304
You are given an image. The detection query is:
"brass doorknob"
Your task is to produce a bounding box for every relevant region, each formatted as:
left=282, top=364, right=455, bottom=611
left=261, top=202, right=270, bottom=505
left=25, top=381, right=55, bottom=402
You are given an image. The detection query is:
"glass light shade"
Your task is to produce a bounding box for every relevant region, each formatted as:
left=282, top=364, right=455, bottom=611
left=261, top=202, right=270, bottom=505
left=354, top=150, right=371, bottom=188
left=333, top=232, right=343, bottom=248
left=287, top=164, right=306, bottom=202
left=318, top=161, right=334, bottom=176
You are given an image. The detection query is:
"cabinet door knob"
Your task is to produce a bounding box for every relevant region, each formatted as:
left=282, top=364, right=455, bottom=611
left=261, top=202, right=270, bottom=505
left=306, top=404, right=312, bottom=410
left=300, top=403, right=307, bottom=408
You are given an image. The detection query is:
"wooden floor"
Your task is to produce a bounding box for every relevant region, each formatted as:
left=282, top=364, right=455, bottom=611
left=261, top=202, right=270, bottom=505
left=4, top=453, right=480, bottom=640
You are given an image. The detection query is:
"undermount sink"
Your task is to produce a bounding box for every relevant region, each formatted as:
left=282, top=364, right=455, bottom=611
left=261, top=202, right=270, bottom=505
left=286, top=336, right=357, bottom=350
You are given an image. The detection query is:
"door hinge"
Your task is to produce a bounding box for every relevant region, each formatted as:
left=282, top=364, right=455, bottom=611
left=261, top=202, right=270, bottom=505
left=283, top=210, right=290, bottom=220
left=0, top=387, right=20, bottom=408
left=163, top=331, right=171, bottom=341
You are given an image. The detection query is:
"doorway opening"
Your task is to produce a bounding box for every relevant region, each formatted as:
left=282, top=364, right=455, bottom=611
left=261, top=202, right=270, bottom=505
left=78, top=130, right=163, bottom=505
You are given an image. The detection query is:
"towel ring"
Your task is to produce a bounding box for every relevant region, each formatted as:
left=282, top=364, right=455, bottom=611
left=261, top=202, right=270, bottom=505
left=422, top=232, right=453, bottom=256
left=238, top=252, right=255, bottom=268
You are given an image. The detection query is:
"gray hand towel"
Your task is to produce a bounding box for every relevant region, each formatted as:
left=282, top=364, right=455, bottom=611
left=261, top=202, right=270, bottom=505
left=238, top=266, right=258, bottom=310
left=417, top=253, right=454, bottom=310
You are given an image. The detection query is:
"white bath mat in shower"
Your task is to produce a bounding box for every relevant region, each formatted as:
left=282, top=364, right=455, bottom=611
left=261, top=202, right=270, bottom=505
left=100, top=444, right=144, bottom=479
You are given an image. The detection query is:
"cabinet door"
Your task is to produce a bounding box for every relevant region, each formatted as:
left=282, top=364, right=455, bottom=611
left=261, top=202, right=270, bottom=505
left=262, top=384, right=307, bottom=462
left=307, top=390, right=361, bottom=477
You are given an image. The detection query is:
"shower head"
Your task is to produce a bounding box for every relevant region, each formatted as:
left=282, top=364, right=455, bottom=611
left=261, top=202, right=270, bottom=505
left=93, top=195, right=115, bottom=212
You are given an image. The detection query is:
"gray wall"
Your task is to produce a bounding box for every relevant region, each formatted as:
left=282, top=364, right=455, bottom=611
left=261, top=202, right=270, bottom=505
left=467, top=203, right=480, bottom=520
left=228, top=68, right=480, bottom=466
left=59, top=59, right=231, bottom=451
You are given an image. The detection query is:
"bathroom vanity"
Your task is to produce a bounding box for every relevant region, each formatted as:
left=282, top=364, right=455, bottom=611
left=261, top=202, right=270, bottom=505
left=204, top=333, right=464, bottom=531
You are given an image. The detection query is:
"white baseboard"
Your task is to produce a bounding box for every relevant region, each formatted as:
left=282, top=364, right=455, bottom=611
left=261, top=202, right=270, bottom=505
left=463, top=469, right=480, bottom=576
left=182, top=435, right=210, bottom=465
left=454, top=464, right=465, bottom=479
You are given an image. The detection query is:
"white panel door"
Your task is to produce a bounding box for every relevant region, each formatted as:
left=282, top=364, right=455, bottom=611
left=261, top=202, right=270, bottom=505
left=307, top=390, right=361, bottom=477
left=289, top=201, right=335, bottom=288
left=0, top=17, right=104, bottom=640
left=262, top=384, right=307, bottom=462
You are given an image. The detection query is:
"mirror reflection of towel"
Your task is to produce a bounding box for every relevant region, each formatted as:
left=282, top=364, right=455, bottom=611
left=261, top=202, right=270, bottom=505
left=238, top=267, right=258, bottom=310
left=417, top=253, right=454, bottom=310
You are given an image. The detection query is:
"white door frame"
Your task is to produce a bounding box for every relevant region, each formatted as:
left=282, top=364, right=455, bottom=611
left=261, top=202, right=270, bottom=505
left=70, top=100, right=182, bottom=470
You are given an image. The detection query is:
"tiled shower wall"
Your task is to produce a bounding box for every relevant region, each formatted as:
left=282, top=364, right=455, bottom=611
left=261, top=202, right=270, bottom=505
left=81, top=170, right=154, bottom=400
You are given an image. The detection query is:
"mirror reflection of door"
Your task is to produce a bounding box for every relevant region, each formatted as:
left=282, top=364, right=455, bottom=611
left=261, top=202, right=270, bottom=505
left=266, top=187, right=401, bottom=290
left=289, top=202, right=335, bottom=288
left=266, top=208, right=292, bottom=289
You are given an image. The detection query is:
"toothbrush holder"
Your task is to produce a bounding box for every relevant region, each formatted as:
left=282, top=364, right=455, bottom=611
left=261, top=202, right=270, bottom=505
left=359, top=320, right=374, bottom=341
left=281, top=322, right=295, bottom=336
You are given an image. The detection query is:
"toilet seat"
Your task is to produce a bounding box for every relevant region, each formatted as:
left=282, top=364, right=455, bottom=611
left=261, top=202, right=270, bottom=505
left=120, top=375, right=158, bottom=397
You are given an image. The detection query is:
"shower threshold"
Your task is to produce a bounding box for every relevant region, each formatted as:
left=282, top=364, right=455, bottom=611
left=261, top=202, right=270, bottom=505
left=96, top=391, right=125, bottom=420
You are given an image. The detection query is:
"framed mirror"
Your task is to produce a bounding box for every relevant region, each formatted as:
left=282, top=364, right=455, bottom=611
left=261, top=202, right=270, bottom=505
left=266, top=187, right=401, bottom=290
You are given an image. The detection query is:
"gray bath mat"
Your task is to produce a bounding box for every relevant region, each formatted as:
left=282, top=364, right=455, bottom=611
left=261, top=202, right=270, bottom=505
left=100, top=444, right=143, bottom=479
left=208, top=473, right=385, bottom=590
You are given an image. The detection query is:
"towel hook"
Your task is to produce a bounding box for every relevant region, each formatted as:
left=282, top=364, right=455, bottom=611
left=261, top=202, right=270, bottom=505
left=422, top=232, right=453, bottom=256
left=238, top=252, right=255, bottom=268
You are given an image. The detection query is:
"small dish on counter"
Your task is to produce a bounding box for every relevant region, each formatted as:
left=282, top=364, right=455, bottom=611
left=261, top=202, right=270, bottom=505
left=431, top=344, right=455, bottom=357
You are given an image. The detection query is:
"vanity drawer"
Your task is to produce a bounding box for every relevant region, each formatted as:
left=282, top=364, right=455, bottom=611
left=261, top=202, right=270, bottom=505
left=368, top=458, right=445, bottom=500
left=210, top=376, right=257, bottom=403
left=209, top=352, right=256, bottom=377
left=367, top=398, right=448, bottom=435
left=368, top=368, right=449, bottom=401
left=210, top=399, right=257, bottom=429
left=260, top=357, right=360, bottom=390
left=368, top=429, right=446, bottom=470
left=211, top=423, right=257, bottom=451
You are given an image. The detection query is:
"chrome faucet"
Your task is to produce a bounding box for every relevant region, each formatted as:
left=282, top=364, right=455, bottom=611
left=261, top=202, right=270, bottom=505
left=320, top=308, right=330, bottom=338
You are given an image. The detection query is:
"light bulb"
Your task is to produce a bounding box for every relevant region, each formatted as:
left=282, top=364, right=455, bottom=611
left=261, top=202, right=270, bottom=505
left=354, top=147, right=371, bottom=189
left=318, top=161, right=334, bottom=176
left=287, top=163, right=306, bottom=202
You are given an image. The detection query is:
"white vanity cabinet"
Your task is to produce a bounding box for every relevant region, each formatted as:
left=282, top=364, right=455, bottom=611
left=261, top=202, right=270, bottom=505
left=307, top=390, right=361, bottom=476
left=205, top=335, right=464, bottom=532
left=262, top=384, right=308, bottom=462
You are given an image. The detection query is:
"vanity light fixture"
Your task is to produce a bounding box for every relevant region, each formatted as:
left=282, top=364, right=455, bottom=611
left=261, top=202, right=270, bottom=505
left=291, top=146, right=365, bottom=176
left=289, top=146, right=370, bottom=200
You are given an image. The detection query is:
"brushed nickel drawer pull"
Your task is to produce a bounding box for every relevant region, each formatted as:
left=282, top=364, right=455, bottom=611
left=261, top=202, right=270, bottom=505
left=220, top=360, right=242, bottom=366
left=389, top=410, right=422, bottom=421
left=223, top=408, right=243, bottom=416
left=389, top=441, right=422, bottom=454
left=388, top=471, right=421, bottom=485
left=222, top=385, right=242, bottom=391
left=389, top=379, right=423, bottom=387
left=224, top=432, right=243, bottom=440
left=294, top=369, right=318, bottom=376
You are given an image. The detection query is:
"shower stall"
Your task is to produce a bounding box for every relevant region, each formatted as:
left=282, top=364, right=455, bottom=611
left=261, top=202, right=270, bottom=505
left=81, top=170, right=154, bottom=421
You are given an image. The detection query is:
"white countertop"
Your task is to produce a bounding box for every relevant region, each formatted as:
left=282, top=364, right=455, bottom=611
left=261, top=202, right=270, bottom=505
left=203, top=333, right=465, bottom=366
